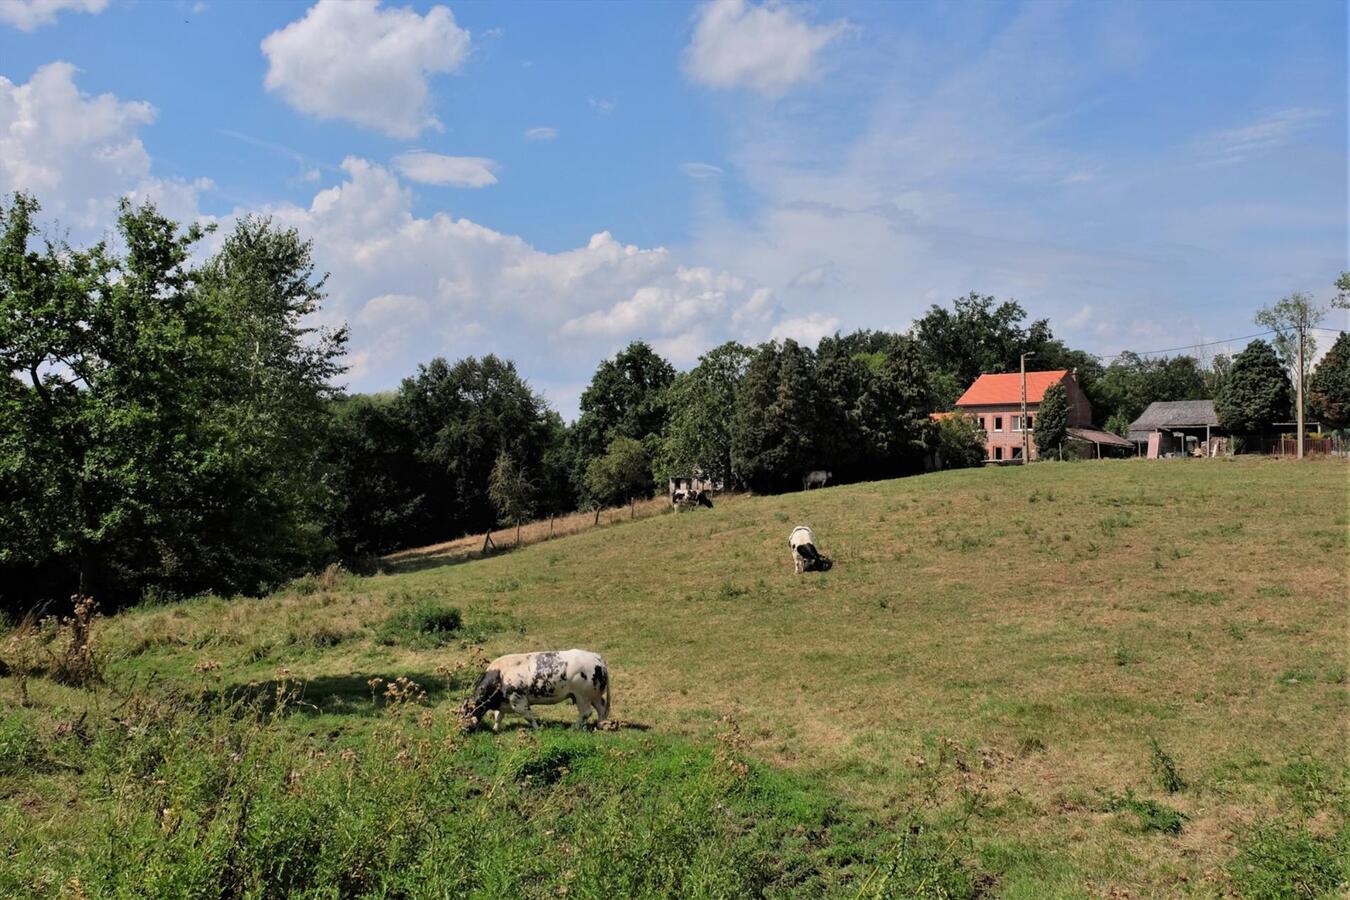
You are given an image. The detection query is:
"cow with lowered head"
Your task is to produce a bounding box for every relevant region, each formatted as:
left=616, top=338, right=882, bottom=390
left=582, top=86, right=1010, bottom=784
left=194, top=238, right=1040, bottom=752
left=788, top=525, right=833, bottom=574
left=461, top=649, right=610, bottom=731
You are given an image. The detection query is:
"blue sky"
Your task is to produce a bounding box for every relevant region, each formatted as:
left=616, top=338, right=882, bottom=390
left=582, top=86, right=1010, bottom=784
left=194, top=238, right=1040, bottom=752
left=2, top=0, right=1345, bottom=418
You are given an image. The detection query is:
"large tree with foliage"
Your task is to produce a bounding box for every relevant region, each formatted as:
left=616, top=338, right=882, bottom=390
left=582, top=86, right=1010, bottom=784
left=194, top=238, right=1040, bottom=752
left=1255, top=292, right=1326, bottom=423
left=0, top=194, right=346, bottom=608
left=1032, top=383, right=1069, bottom=460
left=326, top=394, right=426, bottom=559
left=571, top=341, right=675, bottom=471
left=584, top=436, right=652, bottom=517
left=730, top=340, right=820, bottom=492
left=1308, top=331, right=1350, bottom=430
left=935, top=414, right=987, bottom=469
left=815, top=331, right=934, bottom=480
left=657, top=341, right=750, bottom=487
left=488, top=452, right=536, bottom=546
left=912, top=293, right=1056, bottom=408
left=1214, top=340, right=1292, bottom=434
left=392, top=355, right=555, bottom=541
left=1093, top=352, right=1209, bottom=426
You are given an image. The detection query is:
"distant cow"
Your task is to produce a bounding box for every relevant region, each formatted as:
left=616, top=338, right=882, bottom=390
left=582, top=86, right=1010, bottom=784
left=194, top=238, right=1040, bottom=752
left=461, top=649, right=610, bottom=731
left=802, top=470, right=832, bottom=490
left=672, top=489, right=714, bottom=510
left=788, top=525, right=833, bottom=574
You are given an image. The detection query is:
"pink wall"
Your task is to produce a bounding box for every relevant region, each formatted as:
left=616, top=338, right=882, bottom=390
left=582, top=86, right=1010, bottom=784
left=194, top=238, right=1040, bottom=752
left=958, top=373, right=1093, bottom=461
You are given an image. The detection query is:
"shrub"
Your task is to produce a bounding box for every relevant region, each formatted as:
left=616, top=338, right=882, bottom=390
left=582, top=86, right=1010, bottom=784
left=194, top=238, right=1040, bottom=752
left=377, top=602, right=464, bottom=647
left=1104, top=791, right=1187, bottom=834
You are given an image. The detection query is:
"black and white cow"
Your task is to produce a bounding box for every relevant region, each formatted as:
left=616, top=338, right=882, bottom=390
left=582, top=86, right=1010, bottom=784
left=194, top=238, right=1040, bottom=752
left=788, top=525, right=833, bottom=574
left=672, top=489, right=714, bottom=510
left=461, top=649, right=610, bottom=731
left=802, top=470, right=832, bottom=490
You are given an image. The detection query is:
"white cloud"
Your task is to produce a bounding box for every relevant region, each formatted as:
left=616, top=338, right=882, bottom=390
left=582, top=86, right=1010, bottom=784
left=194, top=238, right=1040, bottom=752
left=681, top=162, right=723, bottom=179
left=1198, top=107, right=1330, bottom=167
left=683, top=0, right=847, bottom=96
left=0, top=0, right=105, bottom=31
left=0, top=62, right=209, bottom=232
left=588, top=96, right=615, bottom=115
left=524, top=126, right=558, bottom=141
left=261, top=0, right=471, bottom=139
left=392, top=151, right=498, bottom=187
left=249, top=159, right=781, bottom=407
left=769, top=313, right=839, bottom=345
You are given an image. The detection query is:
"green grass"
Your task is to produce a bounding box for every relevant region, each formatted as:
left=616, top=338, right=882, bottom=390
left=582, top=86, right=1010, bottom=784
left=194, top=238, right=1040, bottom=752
left=2, top=457, right=1347, bottom=897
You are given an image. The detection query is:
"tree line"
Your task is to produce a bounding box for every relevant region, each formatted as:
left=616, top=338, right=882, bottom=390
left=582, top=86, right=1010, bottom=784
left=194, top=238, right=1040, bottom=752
left=3, top=194, right=1346, bottom=611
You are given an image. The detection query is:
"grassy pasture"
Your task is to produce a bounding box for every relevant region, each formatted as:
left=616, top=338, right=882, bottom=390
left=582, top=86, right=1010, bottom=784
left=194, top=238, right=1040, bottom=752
left=2, top=458, right=1347, bottom=897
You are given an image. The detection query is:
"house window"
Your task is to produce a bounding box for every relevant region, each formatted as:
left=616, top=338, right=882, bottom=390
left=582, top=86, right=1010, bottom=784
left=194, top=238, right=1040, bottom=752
left=1012, top=446, right=1023, bottom=459
left=1028, top=415, right=1034, bottom=430
left=1011, top=415, right=1022, bottom=432
left=994, top=446, right=1004, bottom=460
left=994, top=416, right=1003, bottom=432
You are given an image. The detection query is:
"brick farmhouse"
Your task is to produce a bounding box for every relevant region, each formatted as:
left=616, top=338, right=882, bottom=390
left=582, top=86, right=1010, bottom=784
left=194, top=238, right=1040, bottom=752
left=953, top=369, right=1092, bottom=461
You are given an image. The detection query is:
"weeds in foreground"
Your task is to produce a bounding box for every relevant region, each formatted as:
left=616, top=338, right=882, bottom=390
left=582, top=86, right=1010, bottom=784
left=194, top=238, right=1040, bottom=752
left=1149, top=738, right=1187, bottom=794
left=1227, top=819, right=1346, bottom=899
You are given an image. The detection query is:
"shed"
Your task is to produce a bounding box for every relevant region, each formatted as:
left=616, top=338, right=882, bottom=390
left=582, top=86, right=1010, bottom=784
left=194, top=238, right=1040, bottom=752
left=1127, top=400, right=1223, bottom=458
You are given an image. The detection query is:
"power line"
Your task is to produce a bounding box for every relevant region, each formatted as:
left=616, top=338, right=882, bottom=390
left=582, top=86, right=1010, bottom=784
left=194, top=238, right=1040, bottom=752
left=1094, top=330, right=1277, bottom=363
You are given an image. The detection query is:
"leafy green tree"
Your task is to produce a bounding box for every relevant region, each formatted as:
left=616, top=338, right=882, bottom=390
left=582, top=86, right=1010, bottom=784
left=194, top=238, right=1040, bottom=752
left=657, top=341, right=750, bottom=487
left=1308, top=331, right=1350, bottom=430
left=1215, top=340, right=1292, bottom=434
left=1032, top=383, right=1070, bottom=459
left=1335, top=272, right=1349, bottom=309
left=584, top=436, right=652, bottom=518
left=935, top=414, right=987, bottom=469
left=1094, top=353, right=1209, bottom=426
left=571, top=341, right=675, bottom=471
left=326, top=394, right=426, bottom=558
left=1255, top=293, right=1326, bottom=420
left=488, top=452, right=536, bottom=547
left=1104, top=411, right=1131, bottom=438
left=393, top=355, right=554, bottom=540
left=0, top=194, right=345, bottom=608
left=816, top=332, right=934, bottom=480
left=912, top=293, right=1055, bottom=408
left=730, top=340, right=820, bottom=492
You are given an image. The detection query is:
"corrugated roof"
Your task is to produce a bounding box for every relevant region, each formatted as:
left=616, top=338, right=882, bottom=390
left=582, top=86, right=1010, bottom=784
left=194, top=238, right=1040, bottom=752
left=954, top=370, right=1069, bottom=406
left=1127, top=400, right=1218, bottom=431
left=1067, top=426, right=1133, bottom=448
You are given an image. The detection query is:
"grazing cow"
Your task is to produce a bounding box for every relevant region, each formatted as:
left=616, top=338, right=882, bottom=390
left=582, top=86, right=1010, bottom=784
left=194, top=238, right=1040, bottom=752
left=802, top=470, right=832, bottom=491
left=788, top=525, right=833, bottom=574
left=461, top=649, right=610, bottom=731
left=673, top=489, right=714, bottom=511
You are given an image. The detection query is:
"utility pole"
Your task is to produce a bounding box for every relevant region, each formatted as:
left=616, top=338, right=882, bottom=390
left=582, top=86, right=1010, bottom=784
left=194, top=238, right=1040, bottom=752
left=1297, top=311, right=1305, bottom=459
left=1021, top=352, right=1035, bottom=464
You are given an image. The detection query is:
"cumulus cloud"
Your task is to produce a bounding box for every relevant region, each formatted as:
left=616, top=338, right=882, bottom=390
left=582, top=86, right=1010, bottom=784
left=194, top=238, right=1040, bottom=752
left=524, top=126, right=558, bottom=141
left=392, top=151, right=498, bottom=187
left=0, top=0, right=105, bottom=31
left=0, top=62, right=209, bottom=232
left=250, top=158, right=782, bottom=403
left=683, top=0, right=847, bottom=96
left=261, top=0, right=471, bottom=139
left=769, top=313, right=839, bottom=345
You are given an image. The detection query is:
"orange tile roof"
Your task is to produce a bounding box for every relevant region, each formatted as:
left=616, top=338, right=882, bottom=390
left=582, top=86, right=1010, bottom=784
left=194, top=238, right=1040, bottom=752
left=954, top=370, right=1069, bottom=406
left=929, top=411, right=955, bottom=422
